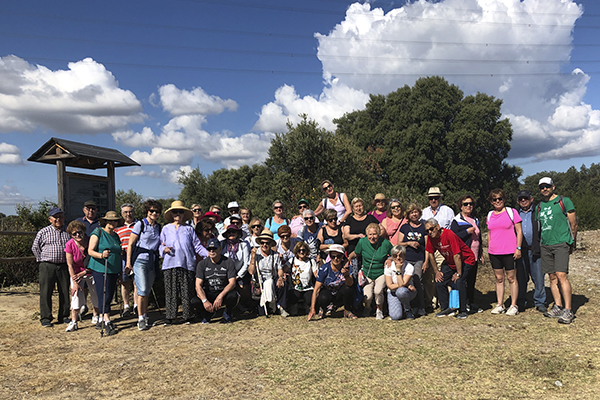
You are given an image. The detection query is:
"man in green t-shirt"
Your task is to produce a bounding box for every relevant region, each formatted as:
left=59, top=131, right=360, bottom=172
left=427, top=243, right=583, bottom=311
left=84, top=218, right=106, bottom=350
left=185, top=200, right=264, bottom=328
left=535, top=177, right=578, bottom=324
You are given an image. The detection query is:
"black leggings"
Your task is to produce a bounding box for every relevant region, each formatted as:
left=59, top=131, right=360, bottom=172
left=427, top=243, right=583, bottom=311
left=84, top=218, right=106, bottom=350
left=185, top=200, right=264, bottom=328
left=287, top=289, right=313, bottom=307
left=316, top=285, right=354, bottom=312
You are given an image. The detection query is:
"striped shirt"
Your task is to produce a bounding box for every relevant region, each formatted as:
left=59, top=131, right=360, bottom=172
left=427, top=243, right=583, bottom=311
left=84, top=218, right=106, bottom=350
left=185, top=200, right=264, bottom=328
left=32, top=225, right=71, bottom=264
left=115, top=221, right=137, bottom=250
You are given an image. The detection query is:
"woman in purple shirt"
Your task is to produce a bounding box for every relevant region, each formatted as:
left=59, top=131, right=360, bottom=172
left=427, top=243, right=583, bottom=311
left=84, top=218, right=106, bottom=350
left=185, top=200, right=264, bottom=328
left=160, top=201, right=208, bottom=325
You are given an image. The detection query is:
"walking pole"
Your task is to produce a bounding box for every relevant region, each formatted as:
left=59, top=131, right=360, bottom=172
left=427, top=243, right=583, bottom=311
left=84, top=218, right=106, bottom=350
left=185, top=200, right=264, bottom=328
left=151, top=287, right=162, bottom=327
left=255, top=269, right=270, bottom=318
left=100, top=256, right=108, bottom=338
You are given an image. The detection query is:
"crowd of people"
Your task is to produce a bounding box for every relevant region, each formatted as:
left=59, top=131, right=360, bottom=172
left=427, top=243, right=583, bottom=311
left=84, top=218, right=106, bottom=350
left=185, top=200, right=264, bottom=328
left=31, top=177, right=579, bottom=335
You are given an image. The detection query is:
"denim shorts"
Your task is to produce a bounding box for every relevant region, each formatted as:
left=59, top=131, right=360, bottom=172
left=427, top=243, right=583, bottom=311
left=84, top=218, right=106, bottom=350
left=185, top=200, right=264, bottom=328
left=133, top=256, right=155, bottom=296
left=121, top=259, right=133, bottom=282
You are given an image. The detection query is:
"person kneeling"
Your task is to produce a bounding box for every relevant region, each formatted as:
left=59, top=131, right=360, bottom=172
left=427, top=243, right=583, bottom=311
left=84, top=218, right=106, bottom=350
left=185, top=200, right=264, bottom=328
left=385, top=245, right=418, bottom=320
left=195, top=238, right=238, bottom=324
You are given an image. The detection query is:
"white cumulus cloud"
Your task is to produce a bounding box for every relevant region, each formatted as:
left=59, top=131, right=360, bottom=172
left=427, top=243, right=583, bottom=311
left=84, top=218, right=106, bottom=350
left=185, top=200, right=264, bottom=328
left=159, top=84, right=238, bottom=116
left=129, top=148, right=195, bottom=165
left=0, top=142, right=25, bottom=164
left=0, top=55, right=144, bottom=134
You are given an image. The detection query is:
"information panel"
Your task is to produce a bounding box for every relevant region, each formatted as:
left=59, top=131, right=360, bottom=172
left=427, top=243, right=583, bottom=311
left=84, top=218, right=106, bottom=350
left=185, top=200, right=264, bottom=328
left=65, top=173, right=109, bottom=222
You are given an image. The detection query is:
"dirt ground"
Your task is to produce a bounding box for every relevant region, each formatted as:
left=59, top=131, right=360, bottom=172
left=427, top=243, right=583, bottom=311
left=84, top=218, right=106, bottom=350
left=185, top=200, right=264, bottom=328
left=1, top=231, right=599, bottom=399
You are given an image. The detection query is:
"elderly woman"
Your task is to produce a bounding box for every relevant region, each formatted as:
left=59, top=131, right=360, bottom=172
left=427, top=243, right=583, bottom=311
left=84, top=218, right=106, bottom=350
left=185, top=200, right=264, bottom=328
left=64, top=220, right=99, bottom=332
left=343, top=197, right=378, bottom=275
left=248, top=229, right=283, bottom=316
left=209, top=205, right=225, bottom=234
left=276, top=225, right=300, bottom=269
left=368, top=193, right=388, bottom=223
left=188, top=204, right=203, bottom=229
left=451, top=194, right=484, bottom=313
left=220, top=223, right=251, bottom=309
left=385, top=246, right=418, bottom=320
left=307, top=244, right=356, bottom=320
left=160, top=201, right=209, bottom=325
left=240, top=207, right=252, bottom=238
left=487, top=189, right=523, bottom=316
left=126, top=199, right=163, bottom=331
left=286, top=241, right=318, bottom=315
left=87, top=211, right=123, bottom=336
left=195, top=219, right=216, bottom=248
left=297, top=209, right=321, bottom=261
left=314, top=180, right=352, bottom=223
left=248, top=217, right=264, bottom=249
left=349, top=223, right=393, bottom=319
left=397, top=203, right=426, bottom=316
left=381, top=199, right=407, bottom=245
left=265, top=200, right=289, bottom=241
left=317, top=208, right=348, bottom=261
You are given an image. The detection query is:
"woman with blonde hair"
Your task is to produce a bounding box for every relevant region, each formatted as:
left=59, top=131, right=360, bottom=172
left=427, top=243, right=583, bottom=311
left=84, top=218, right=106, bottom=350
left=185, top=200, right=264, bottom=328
left=380, top=199, right=407, bottom=245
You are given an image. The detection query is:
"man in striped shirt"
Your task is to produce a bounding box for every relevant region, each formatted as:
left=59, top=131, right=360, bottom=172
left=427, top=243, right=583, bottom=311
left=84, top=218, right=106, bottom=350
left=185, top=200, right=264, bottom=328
left=31, top=207, right=71, bottom=327
left=114, top=203, right=137, bottom=317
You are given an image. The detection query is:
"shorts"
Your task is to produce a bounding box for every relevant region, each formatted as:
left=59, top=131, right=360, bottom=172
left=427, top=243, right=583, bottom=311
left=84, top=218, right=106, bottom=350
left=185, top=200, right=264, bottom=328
left=133, top=257, right=156, bottom=297
left=541, top=243, right=570, bottom=274
left=489, top=254, right=515, bottom=271
left=121, top=259, right=133, bottom=282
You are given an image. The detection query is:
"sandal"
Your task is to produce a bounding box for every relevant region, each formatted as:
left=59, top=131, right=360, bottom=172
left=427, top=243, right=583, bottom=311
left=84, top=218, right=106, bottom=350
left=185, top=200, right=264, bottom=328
left=317, top=309, right=324, bottom=319
left=344, top=311, right=358, bottom=320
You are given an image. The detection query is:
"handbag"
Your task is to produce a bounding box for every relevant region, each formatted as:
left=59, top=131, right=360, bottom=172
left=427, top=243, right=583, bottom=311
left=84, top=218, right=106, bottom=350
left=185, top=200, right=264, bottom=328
left=357, top=270, right=368, bottom=287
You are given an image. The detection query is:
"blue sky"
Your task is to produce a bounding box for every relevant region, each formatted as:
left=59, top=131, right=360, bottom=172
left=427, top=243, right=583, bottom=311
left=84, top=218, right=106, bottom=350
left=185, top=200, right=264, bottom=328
left=1, top=0, right=600, bottom=216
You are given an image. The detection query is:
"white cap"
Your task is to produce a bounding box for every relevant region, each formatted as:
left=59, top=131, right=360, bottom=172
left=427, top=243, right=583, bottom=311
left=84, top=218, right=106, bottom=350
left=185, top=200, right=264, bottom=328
left=325, top=244, right=346, bottom=255
left=227, top=201, right=239, bottom=209
left=538, top=177, right=554, bottom=186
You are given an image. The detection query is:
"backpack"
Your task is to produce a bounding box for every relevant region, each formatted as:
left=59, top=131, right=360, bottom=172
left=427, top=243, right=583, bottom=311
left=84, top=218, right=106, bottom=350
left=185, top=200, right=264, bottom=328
left=487, top=206, right=516, bottom=226
left=535, top=195, right=577, bottom=244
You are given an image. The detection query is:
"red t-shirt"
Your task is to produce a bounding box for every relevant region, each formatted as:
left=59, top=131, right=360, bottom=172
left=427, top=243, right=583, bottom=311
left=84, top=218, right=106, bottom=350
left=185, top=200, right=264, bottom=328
left=426, top=228, right=475, bottom=269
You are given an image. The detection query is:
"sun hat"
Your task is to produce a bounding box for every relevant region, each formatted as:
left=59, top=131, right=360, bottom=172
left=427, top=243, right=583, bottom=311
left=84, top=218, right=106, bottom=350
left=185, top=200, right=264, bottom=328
left=256, top=228, right=276, bottom=247
left=200, top=211, right=221, bottom=223
left=372, top=193, right=387, bottom=205
left=164, top=201, right=193, bottom=223
left=427, top=187, right=443, bottom=197
left=100, top=211, right=124, bottom=225
left=223, top=224, right=242, bottom=237
left=325, top=244, right=346, bottom=255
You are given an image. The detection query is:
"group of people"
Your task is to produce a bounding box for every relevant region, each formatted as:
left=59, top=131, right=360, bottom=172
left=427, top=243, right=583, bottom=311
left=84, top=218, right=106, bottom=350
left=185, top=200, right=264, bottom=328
left=31, top=177, right=578, bottom=335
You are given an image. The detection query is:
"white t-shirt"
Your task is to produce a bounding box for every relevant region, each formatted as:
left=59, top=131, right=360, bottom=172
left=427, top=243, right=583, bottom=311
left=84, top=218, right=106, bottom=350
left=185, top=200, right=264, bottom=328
left=384, top=260, right=415, bottom=286
left=290, top=258, right=317, bottom=291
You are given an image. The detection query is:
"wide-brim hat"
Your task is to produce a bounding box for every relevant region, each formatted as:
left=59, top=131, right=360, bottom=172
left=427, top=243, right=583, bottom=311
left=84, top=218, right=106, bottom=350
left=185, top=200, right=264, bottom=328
left=200, top=211, right=221, bottom=223
left=100, top=211, right=124, bottom=225
left=427, top=187, right=443, bottom=197
left=164, top=201, right=193, bottom=223
left=256, top=228, right=276, bottom=246
left=372, top=193, right=387, bottom=205
left=223, top=224, right=242, bottom=237
left=325, top=244, right=346, bottom=256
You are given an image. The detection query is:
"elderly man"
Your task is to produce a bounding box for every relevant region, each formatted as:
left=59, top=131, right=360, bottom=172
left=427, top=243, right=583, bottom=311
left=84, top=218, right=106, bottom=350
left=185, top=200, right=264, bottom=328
left=195, top=238, right=238, bottom=323
left=75, top=200, right=100, bottom=236
left=114, top=203, right=137, bottom=317
left=424, top=218, right=475, bottom=320
left=32, top=207, right=71, bottom=327
left=536, top=177, right=577, bottom=324
left=515, top=190, right=546, bottom=313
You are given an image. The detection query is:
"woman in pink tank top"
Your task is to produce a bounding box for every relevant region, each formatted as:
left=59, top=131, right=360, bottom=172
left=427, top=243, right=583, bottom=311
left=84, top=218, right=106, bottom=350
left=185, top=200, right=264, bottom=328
left=381, top=199, right=407, bottom=245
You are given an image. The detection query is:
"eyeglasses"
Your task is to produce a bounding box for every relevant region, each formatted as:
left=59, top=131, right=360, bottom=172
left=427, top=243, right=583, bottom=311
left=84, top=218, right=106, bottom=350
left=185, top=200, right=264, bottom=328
left=428, top=196, right=440, bottom=201
left=251, top=225, right=261, bottom=229
left=304, top=217, right=315, bottom=221
left=330, top=253, right=344, bottom=260
left=148, top=209, right=160, bottom=214
left=539, top=184, right=552, bottom=190
left=229, top=209, right=239, bottom=213
left=322, top=184, right=332, bottom=192
left=122, top=210, right=134, bottom=214
left=192, top=209, right=202, bottom=213
left=518, top=197, right=530, bottom=202
left=462, top=202, right=474, bottom=207
left=171, top=210, right=185, bottom=215
left=72, top=231, right=84, bottom=237
left=85, top=206, right=97, bottom=210
left=375, top=200, right=386, bottom=204
left=491, top=198, right=503, bottom=203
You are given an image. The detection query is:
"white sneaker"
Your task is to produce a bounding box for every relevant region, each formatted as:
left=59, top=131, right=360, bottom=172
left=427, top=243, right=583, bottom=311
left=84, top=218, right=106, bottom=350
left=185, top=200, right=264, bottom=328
left=65, top=320, right=78, bottom=332
left=505, top=305, right=519, bottom=316
left=491, top=304, right=505, bottom=314
left=375, top=309, right=384, bottom=320
left=91, top=315, right=99, bottom=324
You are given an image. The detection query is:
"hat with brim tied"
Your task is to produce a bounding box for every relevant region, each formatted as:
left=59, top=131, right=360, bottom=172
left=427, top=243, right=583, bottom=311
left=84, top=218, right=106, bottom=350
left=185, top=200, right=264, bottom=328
left=164, top=201, right=193, bottom=223
left=100, top=211, right=124, bottom=225
left=256, top=229, right=276, bottom=247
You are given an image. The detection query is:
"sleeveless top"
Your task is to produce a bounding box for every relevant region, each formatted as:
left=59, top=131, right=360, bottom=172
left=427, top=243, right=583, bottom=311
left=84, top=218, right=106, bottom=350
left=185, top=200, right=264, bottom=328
left=384, top=217, right=406, bottom=246
left=322, top=192, right=347, bottom=221
left=320, top=225, right=344, bottom=258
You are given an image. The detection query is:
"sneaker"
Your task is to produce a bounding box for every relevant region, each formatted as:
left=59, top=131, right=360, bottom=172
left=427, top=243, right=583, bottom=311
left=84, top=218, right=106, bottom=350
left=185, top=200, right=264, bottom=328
left=104, top=321, right=117, bottom=336
left=558, top=309, right=574, bottom=324
left=122, top=306, right=131, bottom=318
left=80, top=304, right=88, bottom=318
left=95, top=320, right=103, bottom=330
left=536, top=305, right=548, bottom=313
left=417, top=308, right=426, bottom=317
left=326, top=303, right=334, bottom=317
left=375, top=309, right=384, bottom=320
left=436, top=308, right=456, bottom=317
left=455, top=312, right=468, bottom=320
left=138, top=318, right=148, bottom=331
left=278, top=306, right=289, bottom=318
left=163, top=319, right=173, bottom=326
left=221, top=311, right=233, bottom=324
left=201, top=317, right=210, bottom=324
left=41, top=320, right=52, bottom=328
left=469, top=303, right=483, bottom=313
left=91, top=315, right=99, bottom=325
left=62, top=317, right=71, bottom=324
left=405, top=310, right=415, bottom=320
left=491, top=304, right=505, bottom=314
left=65, top=320, right=78, bottom=332
left=544, top=304, right=564, bottom=318
left=505, top=305, right=519, bottom=316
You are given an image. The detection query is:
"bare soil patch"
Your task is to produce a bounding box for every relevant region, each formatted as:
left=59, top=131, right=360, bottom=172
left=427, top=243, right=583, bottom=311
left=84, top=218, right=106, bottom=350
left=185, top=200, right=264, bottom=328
left=1, top=231, right=600, bottom=399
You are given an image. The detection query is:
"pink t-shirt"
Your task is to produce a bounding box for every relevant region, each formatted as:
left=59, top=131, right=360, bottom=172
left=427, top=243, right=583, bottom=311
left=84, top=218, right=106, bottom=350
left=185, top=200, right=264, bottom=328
left=64, top=238, right=86, bottom=274
left=487, top=208, right=522, bottom=255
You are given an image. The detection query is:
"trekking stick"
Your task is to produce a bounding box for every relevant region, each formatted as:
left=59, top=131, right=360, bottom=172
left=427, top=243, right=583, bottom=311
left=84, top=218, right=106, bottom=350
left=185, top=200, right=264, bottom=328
left=255, top=269, right=270, bottom=318
left=101, top=257, right=108, bottom=338
left=151, top=287, right=162, bottom=327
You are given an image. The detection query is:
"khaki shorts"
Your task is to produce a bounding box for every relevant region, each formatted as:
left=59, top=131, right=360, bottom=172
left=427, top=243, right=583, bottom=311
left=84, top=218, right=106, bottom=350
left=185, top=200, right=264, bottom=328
left=540, top=243, right=570, bottom=274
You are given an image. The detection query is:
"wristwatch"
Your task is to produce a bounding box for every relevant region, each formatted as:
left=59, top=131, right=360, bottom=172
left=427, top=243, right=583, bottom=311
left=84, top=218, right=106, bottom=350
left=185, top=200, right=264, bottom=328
left=202, top=298, right=208, bottom=303
left=455, top=273, right=461, bottom=277
left=516, top=246, right=522, bottom=250
left=395, top=271, right=402, bottom=275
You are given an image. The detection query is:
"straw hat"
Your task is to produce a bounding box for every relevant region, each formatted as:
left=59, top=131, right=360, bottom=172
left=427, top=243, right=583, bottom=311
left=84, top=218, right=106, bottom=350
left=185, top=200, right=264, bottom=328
left=164, top=201, right=193, bottom=223
left=372, top=193, right=387, bottom=205
left=256, top=228, right=276, bottom=247
left=100, top=210, right=124, bottom=225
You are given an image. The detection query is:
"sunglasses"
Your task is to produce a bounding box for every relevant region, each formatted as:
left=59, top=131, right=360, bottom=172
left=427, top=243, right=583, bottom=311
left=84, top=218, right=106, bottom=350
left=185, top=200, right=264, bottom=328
left=251, top=225, right=261, bottom=229
left=148, top=209, right=160, bottom=214
left=518, top=197, right=530, bottom=202
left=280, top=234, right=290, bottom=239
left=428, top=196, right=440, bottom=201
left=171, top=210, right=185, bottom=215
left=260, top=241, right=271, bottom=246
left=298, top=249, right=307, bottom=254
left=72, top=231, right=84, bottom=237
left=539, top=184, right=552, bottom=190
left=491, top=198, right=503, bottom=202
left=462, top=202, right=474, bottom=207
left=390, top=205, right=401, bottom=209
left=375, top=199, right=386, bottom=203
left=326, top=218, right=337, bottom=223
left=192, top=209, right=202, bottom=213
left=212, top=210, right=221, bottom=215
left=330, top=253, right=344, bottom=260
left=207, top=247, right=218, bottom=251
left=298, top=204, right=308, bottom=209
left=322, top=184, right=332, bottom=192
left=304, top=217, right=315, bottom=221
left=426, top=227, right=437, bottom=233
left=274, top=206, right=283, bottom=210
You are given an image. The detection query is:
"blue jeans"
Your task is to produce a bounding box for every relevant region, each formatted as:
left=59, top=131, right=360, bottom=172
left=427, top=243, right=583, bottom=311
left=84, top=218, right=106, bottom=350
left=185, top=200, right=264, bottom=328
left=387, top=287, right=417, bottom=320
left=133, top=257, right=155, bottom=297
left=516, top=248, right=546, bottom=307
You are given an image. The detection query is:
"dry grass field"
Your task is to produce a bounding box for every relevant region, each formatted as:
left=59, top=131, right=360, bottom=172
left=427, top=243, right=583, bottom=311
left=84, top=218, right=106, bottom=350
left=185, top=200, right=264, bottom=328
left=1, top=231, right=599, bottom=400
